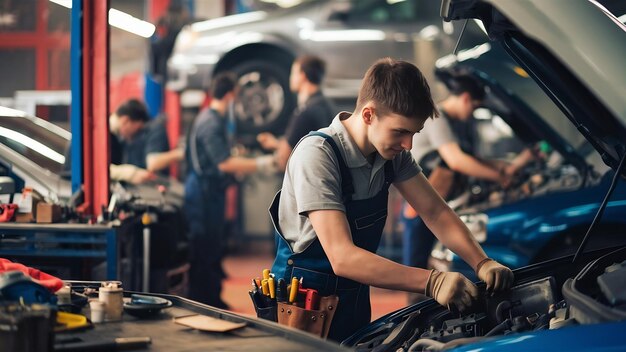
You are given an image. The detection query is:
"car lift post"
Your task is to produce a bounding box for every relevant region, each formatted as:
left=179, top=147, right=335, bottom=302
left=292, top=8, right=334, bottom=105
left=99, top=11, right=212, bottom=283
left=70, top=0, right=110, bottom=218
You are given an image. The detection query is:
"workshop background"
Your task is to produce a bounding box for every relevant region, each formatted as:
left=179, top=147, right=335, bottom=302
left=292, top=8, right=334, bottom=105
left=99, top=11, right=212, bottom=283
left=0, top=0, right=464, bottom=319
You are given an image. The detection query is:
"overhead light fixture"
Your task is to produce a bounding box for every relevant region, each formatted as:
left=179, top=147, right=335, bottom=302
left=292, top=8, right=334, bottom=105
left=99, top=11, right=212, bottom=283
left=108, top=9, right=155, bottom=38
left=49, top=0, right=155, bottom=38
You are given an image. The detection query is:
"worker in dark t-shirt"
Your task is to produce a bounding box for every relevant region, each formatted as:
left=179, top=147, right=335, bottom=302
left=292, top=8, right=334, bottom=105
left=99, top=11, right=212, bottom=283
left=257, top=55, right=336, bottom=171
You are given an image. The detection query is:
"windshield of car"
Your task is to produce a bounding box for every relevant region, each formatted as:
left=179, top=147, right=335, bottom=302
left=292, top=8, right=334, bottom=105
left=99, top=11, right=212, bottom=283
left=0, top=112, right=69, bottom=175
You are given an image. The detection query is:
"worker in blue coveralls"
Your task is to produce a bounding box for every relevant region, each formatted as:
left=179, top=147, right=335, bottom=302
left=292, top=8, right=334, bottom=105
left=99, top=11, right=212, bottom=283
left=270, top=58, right=514, bottom=342
left=184, top=72, right=275, bottom=308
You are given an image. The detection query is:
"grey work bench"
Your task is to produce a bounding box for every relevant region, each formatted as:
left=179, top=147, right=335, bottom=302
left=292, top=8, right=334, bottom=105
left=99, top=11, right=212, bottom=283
left=56, top=293, right=348, bottom=351
left=0, top=223, right=119, bottom=279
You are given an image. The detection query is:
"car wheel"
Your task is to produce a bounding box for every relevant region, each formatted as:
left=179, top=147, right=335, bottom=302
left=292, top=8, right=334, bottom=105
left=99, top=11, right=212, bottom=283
left=231, top=60, right=295, bottom=141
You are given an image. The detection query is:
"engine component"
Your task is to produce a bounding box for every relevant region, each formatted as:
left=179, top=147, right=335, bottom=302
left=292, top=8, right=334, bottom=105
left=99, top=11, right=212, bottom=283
left=419, top=313, right=486, bottom=343
left=597, top=260, right=626, bottom=307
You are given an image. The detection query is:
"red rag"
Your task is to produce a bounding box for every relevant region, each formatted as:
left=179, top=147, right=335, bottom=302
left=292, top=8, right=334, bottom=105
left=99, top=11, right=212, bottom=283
left=0, top=258, right=64, bottom=292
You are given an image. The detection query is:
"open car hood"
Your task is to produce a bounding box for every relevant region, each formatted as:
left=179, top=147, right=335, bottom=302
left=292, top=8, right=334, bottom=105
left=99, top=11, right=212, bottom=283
left=441, top=0, right=626, bottom=175
left=435, top=43, right=591, bottom=175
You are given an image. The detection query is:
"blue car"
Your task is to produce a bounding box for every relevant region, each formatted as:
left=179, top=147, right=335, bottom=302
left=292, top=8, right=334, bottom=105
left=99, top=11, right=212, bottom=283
left=345, top=0, right=626, bottom=350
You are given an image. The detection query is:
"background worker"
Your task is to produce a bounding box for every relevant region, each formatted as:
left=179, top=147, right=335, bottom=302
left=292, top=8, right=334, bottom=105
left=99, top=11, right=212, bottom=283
left=112, top=99, right=184, bottom=176
left=402, top=76, right=512, bottom=274
left=184, top=72, right=275, bottom=308
left=270, top=58, right=513, bottom=341
left=257, top=55, right=336, bottom=171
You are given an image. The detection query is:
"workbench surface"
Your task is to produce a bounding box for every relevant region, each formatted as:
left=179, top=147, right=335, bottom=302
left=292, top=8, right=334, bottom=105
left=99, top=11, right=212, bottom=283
left=56, top=293, right=347, bottom=351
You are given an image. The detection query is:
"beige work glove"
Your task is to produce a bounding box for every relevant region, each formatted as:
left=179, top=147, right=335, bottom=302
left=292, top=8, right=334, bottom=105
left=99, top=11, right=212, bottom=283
left=476, top=258, right=514, bottom=292
left=425, top=270, right=479, bottom=312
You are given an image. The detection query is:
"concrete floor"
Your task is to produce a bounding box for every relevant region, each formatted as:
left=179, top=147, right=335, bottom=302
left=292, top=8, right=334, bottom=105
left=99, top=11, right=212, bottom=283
left=221, top=254, right=409, bottom=320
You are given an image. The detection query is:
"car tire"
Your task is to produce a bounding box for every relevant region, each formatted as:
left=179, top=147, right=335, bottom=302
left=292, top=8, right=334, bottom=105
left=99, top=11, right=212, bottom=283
left=230, top=60, right=295, bottom=142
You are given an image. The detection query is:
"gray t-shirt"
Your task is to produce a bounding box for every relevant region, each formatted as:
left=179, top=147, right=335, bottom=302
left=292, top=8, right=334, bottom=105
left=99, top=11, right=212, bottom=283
left=278, top=112, right=421, bottom=254
left=411, top=113, right=457, bottom=164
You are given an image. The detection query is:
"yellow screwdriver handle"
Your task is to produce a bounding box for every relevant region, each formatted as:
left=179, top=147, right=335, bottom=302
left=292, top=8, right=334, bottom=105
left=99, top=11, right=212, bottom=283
left=268, top=277, right=275, bottom=299
left=261, top=279, right=269, bottom=296
left=262, top=269, right=271, bottom=280
left=289, top=277, right=299, bottom=303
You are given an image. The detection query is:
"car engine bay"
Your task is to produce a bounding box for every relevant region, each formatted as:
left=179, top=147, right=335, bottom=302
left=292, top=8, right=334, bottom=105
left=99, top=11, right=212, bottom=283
left=348, top=247, right=626, bottom=351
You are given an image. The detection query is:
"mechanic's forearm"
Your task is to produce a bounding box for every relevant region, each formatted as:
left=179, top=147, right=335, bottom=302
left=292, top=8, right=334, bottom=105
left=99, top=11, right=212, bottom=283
left=332, top=244, right=431, bottom=293
left=275, top=140, right=292, bottom=172
left=110, top=164, right=138, bottom=181
left=146, top=149, right=183, bottom=172
left=217, top=156, right=258, bottom=174
left=450, top=153, right=500, bottom=181
left=423, top=203, right=487, bottom=271
left=309, top=209, right=431, bottom=293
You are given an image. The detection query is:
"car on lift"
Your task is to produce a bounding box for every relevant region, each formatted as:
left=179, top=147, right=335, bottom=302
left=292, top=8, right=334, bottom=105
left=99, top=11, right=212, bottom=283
left=166, top=0, right=485, bottom=139
left=343, top=0, right=626, bottom=350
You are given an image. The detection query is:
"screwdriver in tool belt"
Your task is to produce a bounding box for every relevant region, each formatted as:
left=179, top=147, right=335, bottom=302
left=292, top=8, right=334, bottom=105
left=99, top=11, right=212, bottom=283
left=276, top=278, right=287, bottom=302
left=268, top=277, right=276, bottom=299
left=289, top=277, right=299, bottom=303
left=261, top=279, right=269, bottom=296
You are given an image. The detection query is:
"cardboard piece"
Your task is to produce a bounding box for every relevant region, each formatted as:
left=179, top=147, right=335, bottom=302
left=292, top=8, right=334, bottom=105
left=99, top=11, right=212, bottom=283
left=36, top=203, right=62, bottom=223
left=173, top=315, right=246, bottom=333
left=14, top=191, right=41, bottom=223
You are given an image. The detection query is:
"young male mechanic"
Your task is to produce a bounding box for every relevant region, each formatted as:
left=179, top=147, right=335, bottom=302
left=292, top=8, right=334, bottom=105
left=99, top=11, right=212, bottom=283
left=113, top=99, right=183, bottom=176
left=257, top=55, right=335, bottom=171
left=270, top=59, right=513, bottom=341
left=403, top=76, right=511, bottom=273
left=184, top=72, right=275, bottom=308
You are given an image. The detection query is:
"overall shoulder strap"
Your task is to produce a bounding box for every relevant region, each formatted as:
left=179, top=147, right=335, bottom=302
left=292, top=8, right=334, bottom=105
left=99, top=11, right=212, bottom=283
left=189, top=109, right=214, bottom=176
left=383, top=160, right=395, bottom=186
left=307, top=131, right=354, bottom=202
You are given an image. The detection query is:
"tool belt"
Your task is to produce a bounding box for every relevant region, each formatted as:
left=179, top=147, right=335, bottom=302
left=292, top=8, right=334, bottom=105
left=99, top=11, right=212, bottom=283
left=276, top=295, right=338, bottom=338
left=249, top=270, right=339, bottom=338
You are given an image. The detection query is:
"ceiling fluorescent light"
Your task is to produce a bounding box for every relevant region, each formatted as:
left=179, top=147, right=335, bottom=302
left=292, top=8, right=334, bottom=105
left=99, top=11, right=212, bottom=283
left=49, top=0, right=155, bottom=38
left=109, top=9, right=155, bottom=38
left=49, top=0, right=71, bottom=8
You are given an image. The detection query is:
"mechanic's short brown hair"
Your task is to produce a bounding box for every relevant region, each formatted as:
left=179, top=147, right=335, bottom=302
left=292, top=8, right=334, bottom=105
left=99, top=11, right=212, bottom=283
left=356, top=58, right=438, bottom=121
left=211, top=72, right=237, bottom=99
left=296, top=55, right=326, bottom=85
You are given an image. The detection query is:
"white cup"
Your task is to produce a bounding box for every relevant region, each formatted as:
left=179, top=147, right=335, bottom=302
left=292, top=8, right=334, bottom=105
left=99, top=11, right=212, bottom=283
left=89, top=300, right=105, bottom=323
left=99, top=283, right=123, bottom=321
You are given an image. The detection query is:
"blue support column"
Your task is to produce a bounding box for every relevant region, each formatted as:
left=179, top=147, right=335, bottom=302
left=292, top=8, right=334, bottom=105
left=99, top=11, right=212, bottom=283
left=106, top=228, right=118, bottom=280
left=70, top=0, right=83, bottom=193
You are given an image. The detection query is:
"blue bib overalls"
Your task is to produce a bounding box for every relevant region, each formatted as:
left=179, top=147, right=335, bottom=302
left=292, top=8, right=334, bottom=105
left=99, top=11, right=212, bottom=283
left=270, top=132, right=394, bottom=342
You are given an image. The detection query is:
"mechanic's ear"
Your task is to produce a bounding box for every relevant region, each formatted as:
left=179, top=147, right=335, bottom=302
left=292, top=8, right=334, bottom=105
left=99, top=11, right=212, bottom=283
left=362, top=105, right=375, bottom=125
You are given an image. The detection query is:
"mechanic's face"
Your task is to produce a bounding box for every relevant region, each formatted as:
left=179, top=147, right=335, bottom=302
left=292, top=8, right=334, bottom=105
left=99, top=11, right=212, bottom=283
left=459, top=92, right=481, bottom=120
left=365, top=105, right=425, bottom=160
left=289, top=62, right=304, bottom=93
left=117, top=115, right=143, bottom=141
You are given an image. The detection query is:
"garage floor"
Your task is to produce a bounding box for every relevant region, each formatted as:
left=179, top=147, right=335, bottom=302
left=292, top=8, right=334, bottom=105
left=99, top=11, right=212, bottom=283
left=222, top=254, right=408, bottom=320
